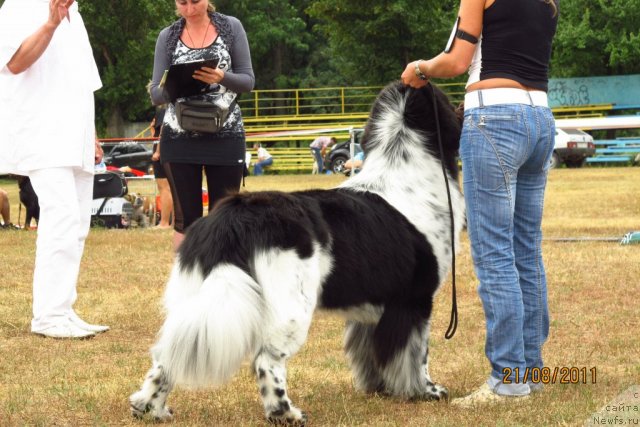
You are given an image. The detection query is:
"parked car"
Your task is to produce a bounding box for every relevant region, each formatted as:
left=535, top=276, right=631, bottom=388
left=551, top=128, right=595, bottom=168
left=103, top=141, right=153, bottom=174
left=324, top=128, right=364, bottom=174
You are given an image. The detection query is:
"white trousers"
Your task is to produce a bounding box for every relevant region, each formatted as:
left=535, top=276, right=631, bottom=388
left=28, top=167, right=93, bottom=330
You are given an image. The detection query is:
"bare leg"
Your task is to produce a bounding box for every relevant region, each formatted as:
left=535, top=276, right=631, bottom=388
left=173, top=231, right=184, bottom=252
left=156, top=178, right=173, bottom=228
left=0, top=189, right=10, bottom=225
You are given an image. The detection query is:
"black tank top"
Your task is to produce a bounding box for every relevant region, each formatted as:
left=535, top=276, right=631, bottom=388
left=479, top=0, right=558, bottom=91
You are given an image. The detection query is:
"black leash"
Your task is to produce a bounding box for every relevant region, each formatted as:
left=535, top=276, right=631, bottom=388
left=428, top=83, right=458, bottom=340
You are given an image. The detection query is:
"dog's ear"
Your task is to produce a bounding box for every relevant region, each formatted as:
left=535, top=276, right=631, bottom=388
left=403, top=85, right=436, bottom=132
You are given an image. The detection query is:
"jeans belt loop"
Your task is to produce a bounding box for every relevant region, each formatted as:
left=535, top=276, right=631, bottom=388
left=526, top=91, right=534, bottom=106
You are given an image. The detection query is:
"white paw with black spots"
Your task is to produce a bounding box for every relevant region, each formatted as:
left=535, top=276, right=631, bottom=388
left=424, top=383, right=448, bottom=401
left=266, top=405, right=307, bottom=426
left=129, top=390, right=174, bottom=422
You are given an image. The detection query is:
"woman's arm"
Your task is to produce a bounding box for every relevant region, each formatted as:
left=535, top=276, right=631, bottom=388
left=220, top=17, right=255, bottom=94
left=401, top=0, right=485, bottom=87
left=149, top=28, right=171, bottom=106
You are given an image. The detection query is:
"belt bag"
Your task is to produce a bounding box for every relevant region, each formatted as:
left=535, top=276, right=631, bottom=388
left=175, top=99, right=235, bottom=134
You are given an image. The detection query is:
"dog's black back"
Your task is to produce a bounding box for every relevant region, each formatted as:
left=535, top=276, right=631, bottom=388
left=18, top=176, right=40, bottom=227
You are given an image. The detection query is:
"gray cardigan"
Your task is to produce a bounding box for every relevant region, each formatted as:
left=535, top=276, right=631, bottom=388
left=149, top=13, right=255, bottom=106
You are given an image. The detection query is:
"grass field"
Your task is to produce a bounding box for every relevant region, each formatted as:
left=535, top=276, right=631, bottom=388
left=0, top=168, right=639, bottom=426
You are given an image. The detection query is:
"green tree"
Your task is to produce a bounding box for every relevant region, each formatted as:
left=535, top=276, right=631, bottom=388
left=307, top=0, right=458, bottom=85
left=550, top=0, right=640, bottom=76
left=217, top=0, right=314, bottom=89
left=79, top=1, right=175, bottom=135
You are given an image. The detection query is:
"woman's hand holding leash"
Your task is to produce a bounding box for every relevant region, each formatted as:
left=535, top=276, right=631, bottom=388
left=401, top=60, right=430, bottom=88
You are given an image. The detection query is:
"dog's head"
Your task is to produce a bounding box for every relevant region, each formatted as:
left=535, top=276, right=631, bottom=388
left=360, top=81, right=462, bottom=179
left=125, top=193, right=145, bottom=210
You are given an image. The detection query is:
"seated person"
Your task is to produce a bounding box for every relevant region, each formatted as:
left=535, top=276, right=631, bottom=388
left=253, top=143, right=273, bottom=176
left=343, top=151, right=365, bottom=173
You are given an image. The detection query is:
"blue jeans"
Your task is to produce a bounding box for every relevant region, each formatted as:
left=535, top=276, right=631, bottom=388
left=459, top=103, right=555, bottom=393
left=253, top=157, right=273, bottom=175
left=311, top=147, right=323, bottom=172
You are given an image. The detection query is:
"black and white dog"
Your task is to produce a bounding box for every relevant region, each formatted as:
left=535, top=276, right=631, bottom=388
left=129, top=81, right=465, bottom=424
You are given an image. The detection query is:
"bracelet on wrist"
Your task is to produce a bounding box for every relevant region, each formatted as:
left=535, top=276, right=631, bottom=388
left=414, top=60, right=428, bottom=81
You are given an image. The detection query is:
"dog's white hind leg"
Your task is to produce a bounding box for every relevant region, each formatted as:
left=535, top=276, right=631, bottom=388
left=251, top=247, right=325, bottom=425
left=129, top=359, right=174, bottom=421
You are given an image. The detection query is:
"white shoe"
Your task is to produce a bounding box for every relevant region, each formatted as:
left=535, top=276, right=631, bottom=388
left=32, top=318, right=96, bottom=339
left=451, top=383, right=529, bottom=408
left=69, top=313, right=110, bottom=333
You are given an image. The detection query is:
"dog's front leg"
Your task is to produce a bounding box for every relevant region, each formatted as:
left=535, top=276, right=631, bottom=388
left=129, top=359, right=174, bottom=421
left=254, top=350, right=307, bottom=426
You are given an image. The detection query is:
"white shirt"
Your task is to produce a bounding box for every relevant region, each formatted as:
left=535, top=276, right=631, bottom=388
left=0, top=0, right=102, bottom=175
left=466, top=37, right=482, bottom=89
left=257, top=147, right=272, bottom=161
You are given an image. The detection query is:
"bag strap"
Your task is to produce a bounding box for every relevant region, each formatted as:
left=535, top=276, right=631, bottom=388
left=95, top=197, right=110, bottom=217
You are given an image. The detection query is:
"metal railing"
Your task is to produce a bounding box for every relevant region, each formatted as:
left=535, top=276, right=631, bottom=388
left=237, top=82, right=467, bottom=119
left=130, top=83, right=616, bottom=144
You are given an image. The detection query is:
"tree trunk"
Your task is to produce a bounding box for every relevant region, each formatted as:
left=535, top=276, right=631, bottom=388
left=106, top=107, right=126, bottom=138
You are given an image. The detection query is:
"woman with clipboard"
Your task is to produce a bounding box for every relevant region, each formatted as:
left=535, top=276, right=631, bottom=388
left=148, top=0, right=254, bottom=250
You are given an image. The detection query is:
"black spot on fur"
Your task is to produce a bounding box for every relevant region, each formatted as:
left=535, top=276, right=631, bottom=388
left=258, top=368, right=266, bottom=379
left=270, top=408, right=285, bottom=417
left=260, top=386, right=268, bottom=397
left=275, top=388, right=285, bottom=398
left=279, top=400, right=290, bottom=412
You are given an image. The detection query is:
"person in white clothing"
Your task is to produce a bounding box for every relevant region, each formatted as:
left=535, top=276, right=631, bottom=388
left=0, top=0, right=108, bottom=338
left=252, top=143, right=273, bottom=175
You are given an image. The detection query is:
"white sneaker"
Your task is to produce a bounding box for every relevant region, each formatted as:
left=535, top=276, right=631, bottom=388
left=451, top=383, right=529, bottom=408
left=32, top=318, right=96, bottom=339
left=69, top=313, right=110, bottom=333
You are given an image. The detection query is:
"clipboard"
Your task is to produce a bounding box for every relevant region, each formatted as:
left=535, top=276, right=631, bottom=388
left=162, top=58, right=219, bottom=101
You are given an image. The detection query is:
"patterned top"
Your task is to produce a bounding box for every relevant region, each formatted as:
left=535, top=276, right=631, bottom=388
left=152, top=13, right=254, bottom=166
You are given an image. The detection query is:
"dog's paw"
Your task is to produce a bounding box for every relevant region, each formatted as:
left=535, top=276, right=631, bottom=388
left=129, top=391, right=150, bottom=418
left=423, top=383, right=449, bottom=401
left=152, top=407, right=174, bottom=423
left=129, top=391, right=174, bottom=422
left=266, top=406, right=307, bottom=426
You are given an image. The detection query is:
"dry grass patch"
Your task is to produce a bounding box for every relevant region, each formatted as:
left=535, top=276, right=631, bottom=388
left=0, top=168, right=639, bottom=426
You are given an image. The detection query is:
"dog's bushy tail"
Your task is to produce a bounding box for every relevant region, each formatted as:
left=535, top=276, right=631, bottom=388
left=152, top=262, right=263, bottom=388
